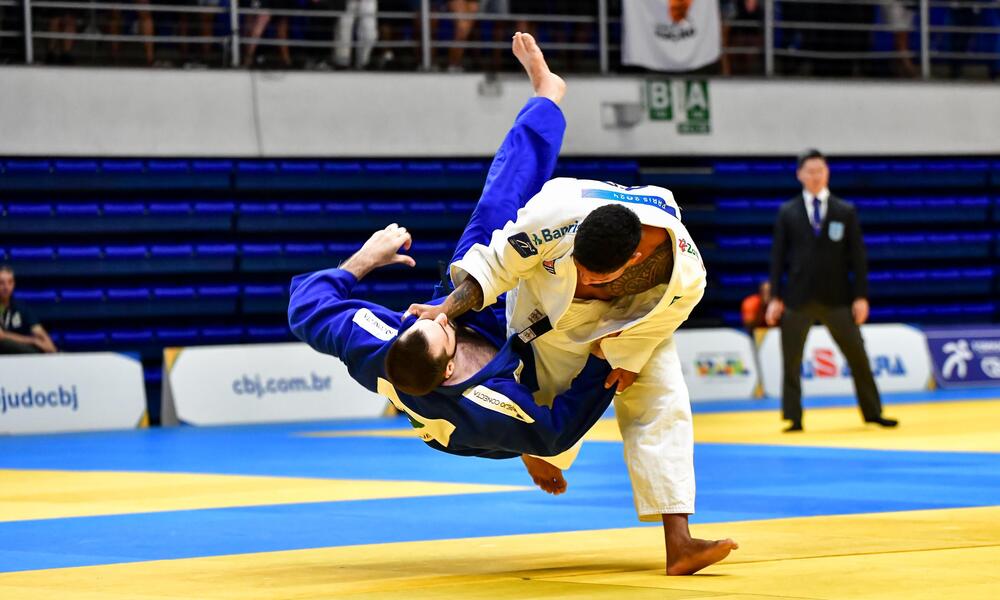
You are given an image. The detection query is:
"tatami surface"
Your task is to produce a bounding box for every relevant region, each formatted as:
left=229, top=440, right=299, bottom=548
left=1, top=390, right=998, bottom=599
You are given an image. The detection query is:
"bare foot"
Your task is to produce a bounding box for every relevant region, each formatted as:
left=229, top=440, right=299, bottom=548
left=666, top=537, right=739, bottom=576
left=520, top=454, right=567, bottom=495
left=512, top=31, right=566, bottom=104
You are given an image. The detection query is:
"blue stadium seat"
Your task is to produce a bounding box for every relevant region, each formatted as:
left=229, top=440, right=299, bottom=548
left=107, top=287, right=151, bottom=301
left=57, top=246, right=102, bottom=260
left=324, top=202, right=365, bottom=215
left=153, top=287, right=197, bottom=300
left=7, top=203, right=53, bottom=216
left=156, top=328, right=200, bottom=346
left=365, top=161, right=404, bottom=175
left=190, top=160, right=233, bottom=173
left=150, top=244, right=194, bottom=258
left=5, top=159, right=50, bottom=173
left=105, top=245, right=148, bottom=259
left=110, top=330, right=155, bottom=344
left=147, top=160, right=189, bottom=175
left=238, top=161, right=278, bottom=174
left=60, top=289, right=104, bottom=303
left=148, top=202, right=192, bottom=215
left=239, top=203, right=280, bottom=215
left=54, top=160, right=99, bottom=174
left=445, top=161, right=486, bottom=175
left=278, top=161, right=321, bottom=174
left=246, top=326, right=292, bottom=342
left=242, top=244, right=283, bottom=257
left=193, top=202, right=236, bottom=215
left=15, top=290, right=58, bottom=304
left=100, top=160, right=144, bottom=174
left=369, top=202, right=406, bottom=215
left=201, top=327, right=245, bottom=344
left=198, top=285, right=240, bottom=298
left=406, top=162, right=445, bottom=176
left=244, top=285, right=286, bottom=297
left=282, top=203, right=323, bottom=216
left=102, top=202, right=146, bottom=216
left=284, top=243, right=325, bottom=256
left=323, top=161, right=364, bottom=175
left=10, top=247, right=55, bottom=260
left=62, top=331, right=108, bottom=348
left=196, top=244, right=238, bottom=257
left=55, top=203, right=101, bottom=217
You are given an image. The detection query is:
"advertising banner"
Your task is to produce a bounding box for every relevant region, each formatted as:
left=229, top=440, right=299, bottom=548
left=161, top=342, right=388, bottom=426
left=674, top=328, right=758, bottom=401
left=760, top=324, right=932, bottom=398
left=0, top=352, right=146, bottom=434
left=623, top=0, right=722, bottom=72
left=923, top=326, right=1000, bottom=389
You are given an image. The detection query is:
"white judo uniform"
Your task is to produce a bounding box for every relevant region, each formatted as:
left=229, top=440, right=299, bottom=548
left=451, top=178, right=706, bottom=521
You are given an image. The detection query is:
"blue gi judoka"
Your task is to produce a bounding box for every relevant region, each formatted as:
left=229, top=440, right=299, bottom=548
left=288, top=97, right=616, bottom=462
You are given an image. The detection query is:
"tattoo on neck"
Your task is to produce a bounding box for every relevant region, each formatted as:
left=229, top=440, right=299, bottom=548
left=447, top=278, right=485, bottom=319
left=604, top=243, right=674, bottom=298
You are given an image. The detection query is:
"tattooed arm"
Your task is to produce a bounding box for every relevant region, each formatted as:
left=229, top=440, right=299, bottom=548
left=406, top=276, right=485, bottom=322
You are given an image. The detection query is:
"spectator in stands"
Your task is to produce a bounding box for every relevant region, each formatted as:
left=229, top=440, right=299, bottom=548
left=880, top=0, right=917, bottom=78
left=107, top=0, right=158, bottom=66
left=446, top=0, right=479, bottom=71
left=740, top=280, right=770, bottom=332
left=335, top=0, right=379, bottom=69
left=721, top=0, right=763, bottom=76
left=44, top=4, right=79, bottom=64
left=765, top=149, right=897, bottom=432
left=0, top=266, right=57, bottom=355
left=243, top=0, right=294, bottom=67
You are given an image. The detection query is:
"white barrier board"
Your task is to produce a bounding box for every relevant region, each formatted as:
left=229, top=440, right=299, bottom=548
left=760, top=323, right=932, bottom=398
left=0, top=352, right=146, bottom=434
left=161, top=342, right=389, bottom=426
left=674, top=328, right=758, bottom=401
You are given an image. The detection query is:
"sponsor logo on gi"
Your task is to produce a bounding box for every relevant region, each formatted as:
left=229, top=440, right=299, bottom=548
left=542, top=259, right=557, bottom=275
left=0, top=385, right=79, bottom=414
left=353, top=308, right=398, bottom=341
left=802, top=348, right=907, bottom=379
left=463, top=385, right=536, bottom=423
left=678, top=238, right=699, bottom=258
left=828, top=221, right=845, bottom=242
left=695, top=354, right=750, bottom=378
left=507, top=232, right=538, bottom=258
left=531, top=222, right=579, bottom=246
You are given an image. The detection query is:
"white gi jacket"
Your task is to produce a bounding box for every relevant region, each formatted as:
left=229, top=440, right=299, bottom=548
left=451, top=178, right=706, bottom=381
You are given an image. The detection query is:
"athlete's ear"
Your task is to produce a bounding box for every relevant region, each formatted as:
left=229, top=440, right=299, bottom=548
left=444, top=360, right=456, bottom=380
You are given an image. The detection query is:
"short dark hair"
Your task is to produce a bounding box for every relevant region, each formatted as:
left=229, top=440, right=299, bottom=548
left=797, top=148, right=826, bottom=169
left=0, top=265, right=13, bottom=276
left=385, top=328, right=451, bottom=396
left=573, top=204, right=642, bottom=274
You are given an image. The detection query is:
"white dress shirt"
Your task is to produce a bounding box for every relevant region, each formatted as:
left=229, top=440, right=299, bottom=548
left=803, top=187, right=830, bottom=228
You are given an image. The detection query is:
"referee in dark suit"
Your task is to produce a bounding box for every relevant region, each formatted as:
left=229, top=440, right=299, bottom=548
left=765, top=149, right=898, bottom=432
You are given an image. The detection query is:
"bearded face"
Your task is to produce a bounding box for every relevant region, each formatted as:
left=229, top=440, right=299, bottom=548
left=669, top=0, right=693, bottom=22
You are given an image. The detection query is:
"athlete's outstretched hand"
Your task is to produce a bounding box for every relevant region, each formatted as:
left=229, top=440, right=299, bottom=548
left=339, top=223, right=415, bottom=280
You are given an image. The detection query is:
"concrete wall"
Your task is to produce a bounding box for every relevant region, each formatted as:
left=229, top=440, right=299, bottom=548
left=1, top=66, right=998, bottom=157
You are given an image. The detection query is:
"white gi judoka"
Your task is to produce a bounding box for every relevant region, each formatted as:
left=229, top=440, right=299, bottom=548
left=450, top=177, right=706, bottom=521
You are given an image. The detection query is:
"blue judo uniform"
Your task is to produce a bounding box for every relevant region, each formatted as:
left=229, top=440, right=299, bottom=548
left=288, top=97, right=616, bottom=461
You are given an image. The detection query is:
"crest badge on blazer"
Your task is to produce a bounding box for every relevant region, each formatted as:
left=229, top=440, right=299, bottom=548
left=828, top=221, right=844, bottom=242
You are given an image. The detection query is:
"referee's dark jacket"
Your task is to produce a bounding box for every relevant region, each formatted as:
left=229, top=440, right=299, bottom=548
left=769, top=193, right=869, bottom=308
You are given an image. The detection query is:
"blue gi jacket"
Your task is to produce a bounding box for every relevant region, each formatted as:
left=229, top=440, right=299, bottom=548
left=288, top=267, right=616, bottom=460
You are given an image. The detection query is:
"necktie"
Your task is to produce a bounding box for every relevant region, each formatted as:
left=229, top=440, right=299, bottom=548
left=812, top=197, right=822, bottom=235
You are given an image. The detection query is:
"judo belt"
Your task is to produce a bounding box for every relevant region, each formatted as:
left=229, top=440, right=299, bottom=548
left=516, top=315, right=552, bottom=345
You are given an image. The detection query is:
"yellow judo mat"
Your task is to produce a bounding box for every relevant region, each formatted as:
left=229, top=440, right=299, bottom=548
left=1, top=506, right=997, bottom=599
left=1, top=395, right=998, bottom=599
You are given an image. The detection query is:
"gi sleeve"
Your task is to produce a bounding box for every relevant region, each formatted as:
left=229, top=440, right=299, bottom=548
left=769, top=205, right=789, bottom=300
left=287, top=268, right=396, bottom=392
left=450, top=182, right=570, bottom=311
left=456, top=354, right=616, bottom=457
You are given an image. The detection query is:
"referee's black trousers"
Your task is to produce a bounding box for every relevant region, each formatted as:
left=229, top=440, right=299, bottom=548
left=780, top=302, right=883, bottom=423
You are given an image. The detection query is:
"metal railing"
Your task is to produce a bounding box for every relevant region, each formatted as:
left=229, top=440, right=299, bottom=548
left=0, top=0, right=997, bottom=78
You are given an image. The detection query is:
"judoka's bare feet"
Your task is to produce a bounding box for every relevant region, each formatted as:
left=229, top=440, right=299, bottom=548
left=663, top=514, right=738, bottom=575
left=512, top=31, right=565, bottom=105
left=520, top=454, right=567, bottom=495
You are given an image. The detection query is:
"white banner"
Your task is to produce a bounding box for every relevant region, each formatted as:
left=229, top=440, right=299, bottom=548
left=623, top=0, right=722, bottom=72
left=760, top=324, right=932, bottom=398
left=675, top=328, right=758, bottom=401
left=0, top=352, right=146, bottom=434
left=161, top=342, right=388, bottom=426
